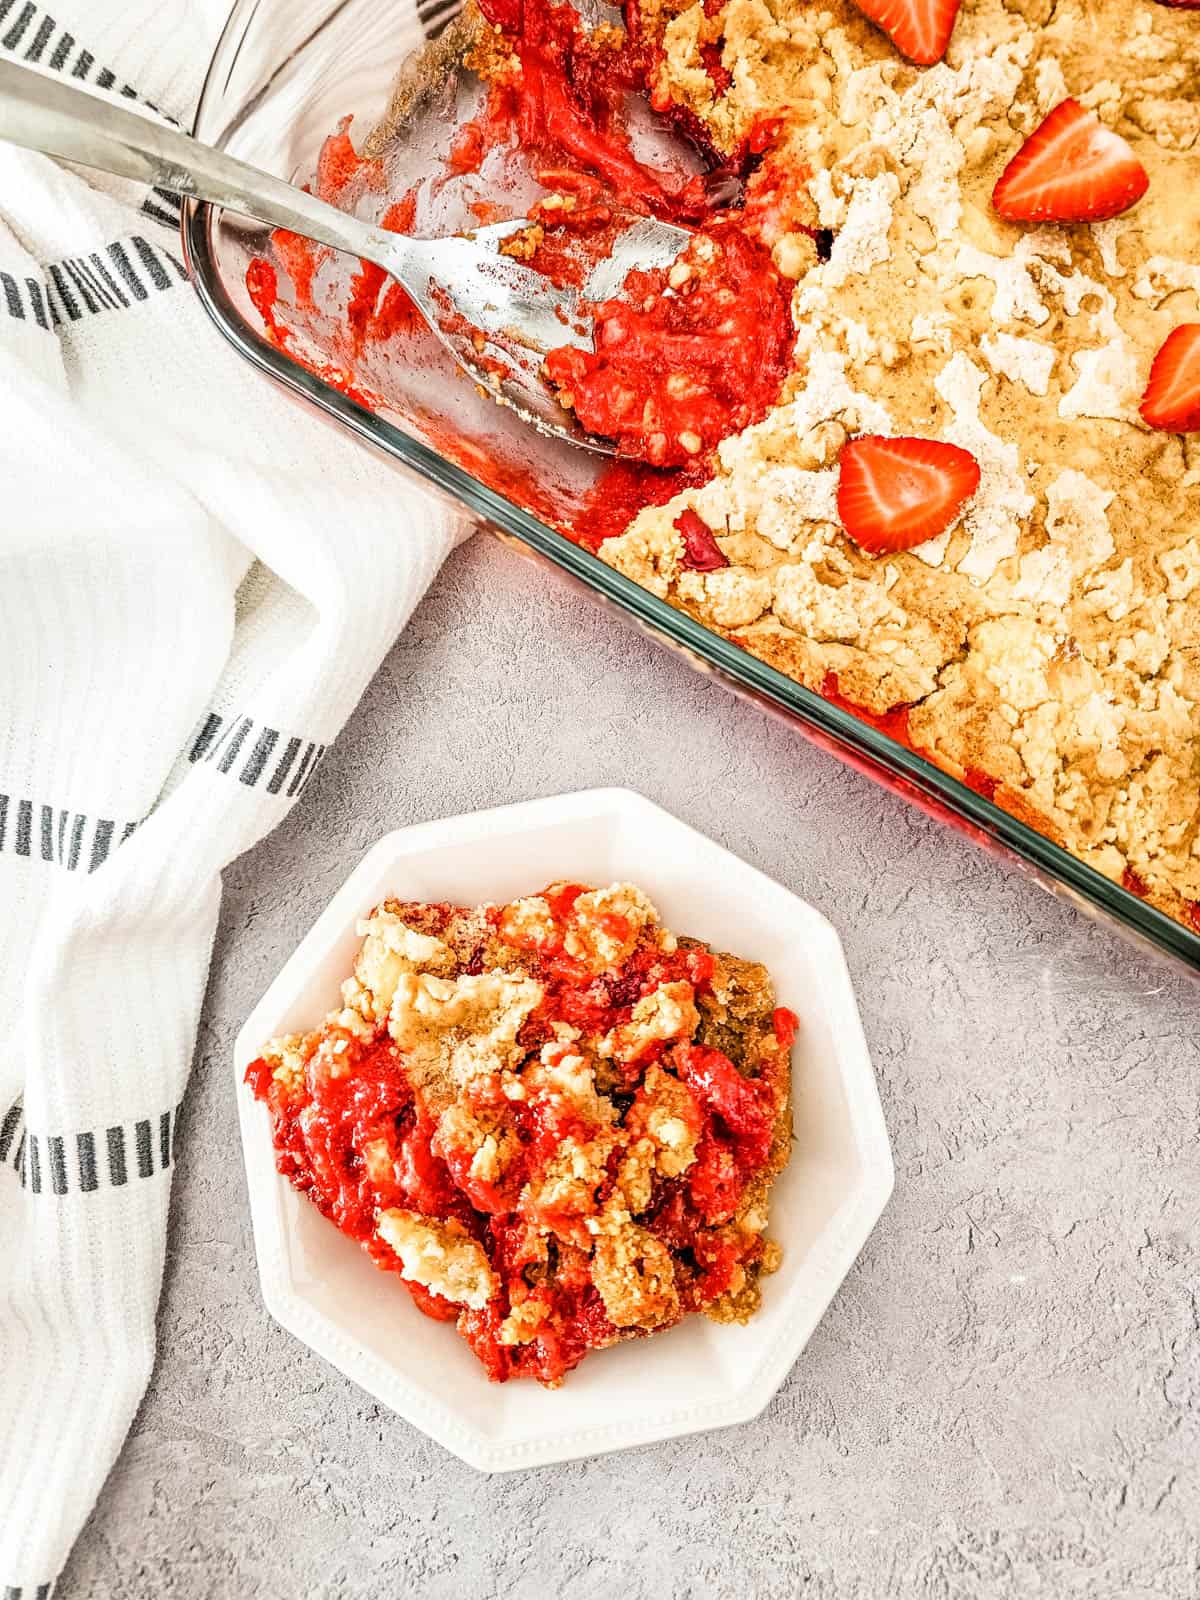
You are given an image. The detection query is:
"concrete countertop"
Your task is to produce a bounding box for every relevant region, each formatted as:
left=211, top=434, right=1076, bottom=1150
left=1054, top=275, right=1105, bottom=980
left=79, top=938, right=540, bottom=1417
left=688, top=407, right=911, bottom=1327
left=61, top=535, right=1199, bottom=1598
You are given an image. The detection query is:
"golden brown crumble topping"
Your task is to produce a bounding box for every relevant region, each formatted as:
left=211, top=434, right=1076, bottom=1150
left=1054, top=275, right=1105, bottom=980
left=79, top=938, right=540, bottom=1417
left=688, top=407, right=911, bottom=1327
left=597, top=0, right=1200, bottom=924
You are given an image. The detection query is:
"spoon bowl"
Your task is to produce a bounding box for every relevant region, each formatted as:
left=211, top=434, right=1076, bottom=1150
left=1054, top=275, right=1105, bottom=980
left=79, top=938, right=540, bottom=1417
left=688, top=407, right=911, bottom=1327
left=0, top=57, right=691, bottom=453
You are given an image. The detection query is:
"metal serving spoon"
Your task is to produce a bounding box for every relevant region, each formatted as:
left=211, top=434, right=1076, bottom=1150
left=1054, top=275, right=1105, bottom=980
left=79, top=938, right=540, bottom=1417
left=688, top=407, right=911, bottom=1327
left=0, top=58, right=691, bottom=453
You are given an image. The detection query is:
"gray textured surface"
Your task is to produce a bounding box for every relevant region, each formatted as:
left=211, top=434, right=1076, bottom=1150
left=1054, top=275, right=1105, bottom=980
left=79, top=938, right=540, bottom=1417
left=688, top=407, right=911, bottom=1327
left=62, top=535, right=1199, bottom=1599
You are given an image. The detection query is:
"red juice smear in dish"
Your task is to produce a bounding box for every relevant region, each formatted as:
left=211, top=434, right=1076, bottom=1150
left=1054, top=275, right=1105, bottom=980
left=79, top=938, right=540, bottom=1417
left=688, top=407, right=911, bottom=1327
left=819, top=671, right=914, bottom=749
left=244, top=2, right=811, bottom=510
left=566, top=456, right=712, bottom=551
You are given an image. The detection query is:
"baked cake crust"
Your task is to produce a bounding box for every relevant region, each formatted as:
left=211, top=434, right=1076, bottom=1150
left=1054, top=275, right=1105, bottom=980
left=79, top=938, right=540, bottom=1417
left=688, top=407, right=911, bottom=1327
left=597, top=0, right=1200, bottom=924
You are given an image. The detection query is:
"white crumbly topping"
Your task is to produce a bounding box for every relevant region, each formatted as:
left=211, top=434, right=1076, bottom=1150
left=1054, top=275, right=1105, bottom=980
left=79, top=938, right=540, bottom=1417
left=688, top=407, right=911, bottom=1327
left=774, top=562, right=903, bottom=640
left=1090, top=220, right=1129, bottom=279
left=954, top=240, right=1051, bottom=327
left=532, top=1046, right=615, bottom=1125
left=980, top=332, right=1056, bottom=396
left=635, top=1065, right=701, bottom=1179
left=377, top=1209, right=497, bottom=1309
left=753, top=466, right=840, bottom=549
left=498, top=1298, right=550, bottom=1346
left=829, top=43, right=1028, bottom=242
left=1044, top=469, right=1117, bottom=570
left=590, top=1219, right=679, bottom=1329
left=1131, top=255, right=1200, bottom=307
left=807, top=169, right=846, bottom=228
left=909, top=528, right=955, bottom=569
left=563, top=882, right=658, bottom=971
left=331, top=1001, right=376, bottom=1040
left=773, top=345, right=894, bottom=440
left=1010, top=545, right=1072, bottom=608
left=389, top=968, right=543, bottom=1102
left=677, top=566, right=773, bottom=627
left=469, top=1135, right=502, bottom=1184
left=1008, top=471, right=1115, bottom=608
left=1159, top=541, right=1200, bottom=601
left=935, top=354, right=1034, bottom=583
left=1058, top=333, right=1141, bottom=422
left=353, top=910, right=454, bottom=1018
left=1033, top=56, right=1068, bottom=112
left=362, top=1138, right=396, bottom=1186
left=606, top=980, right=699, bottom=1061
left=911, top=310, right=954, bottom=352
left=500, top=895, right=558, bottom=946
left=963, top=245, right=1142, bottom=421
left=821, top=173, right=899, bottom=289
left=357, top=911, right=450, bottom=968
left=260, top=1034, right=307, bottom=1093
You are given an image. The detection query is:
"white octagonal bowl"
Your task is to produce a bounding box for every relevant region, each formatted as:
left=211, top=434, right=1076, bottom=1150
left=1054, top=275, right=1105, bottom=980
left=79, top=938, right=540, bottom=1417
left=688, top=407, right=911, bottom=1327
left=234, top=787, right=894, bottom=1470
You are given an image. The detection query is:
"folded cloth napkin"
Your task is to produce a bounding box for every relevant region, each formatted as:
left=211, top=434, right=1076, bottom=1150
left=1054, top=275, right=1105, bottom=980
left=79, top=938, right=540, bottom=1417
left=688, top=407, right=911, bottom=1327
left=0, top=3, right=463, bottom=1589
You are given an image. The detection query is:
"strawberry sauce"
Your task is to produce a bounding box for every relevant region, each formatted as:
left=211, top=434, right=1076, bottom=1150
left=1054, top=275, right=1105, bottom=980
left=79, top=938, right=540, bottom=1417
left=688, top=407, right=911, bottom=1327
left=245, top=0, right=800, bottom=476
left=544, top=220, right=794, bottom=467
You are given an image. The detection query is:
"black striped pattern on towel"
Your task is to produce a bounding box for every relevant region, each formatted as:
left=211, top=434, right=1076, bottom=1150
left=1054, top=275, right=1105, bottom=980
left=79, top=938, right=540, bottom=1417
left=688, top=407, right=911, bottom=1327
left=0, top=714, right=328, bottom=875
left=1, top=0, right=455, bottom=246
left=0, top=795, right=138, bottom=873
left=189, top=710, right=328, bottom=798
left=0, top=1101, right=181, bottom=1194
left=0, top=235, right=187, bottom=329
left=417, top=0, right=460, bottom=37
left=0, top=0, right=457, bottom=324
left=0, top=0, right=184, bottom=231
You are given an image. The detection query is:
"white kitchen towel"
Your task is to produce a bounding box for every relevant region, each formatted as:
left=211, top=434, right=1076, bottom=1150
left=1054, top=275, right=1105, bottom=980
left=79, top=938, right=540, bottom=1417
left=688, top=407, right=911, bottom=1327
left=0, top=2, right=466, bottom=1590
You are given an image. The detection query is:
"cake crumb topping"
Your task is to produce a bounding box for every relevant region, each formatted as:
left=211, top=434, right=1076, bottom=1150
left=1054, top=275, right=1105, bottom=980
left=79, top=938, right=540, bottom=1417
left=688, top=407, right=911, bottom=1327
left=596, top=0, right=1200, bottom=923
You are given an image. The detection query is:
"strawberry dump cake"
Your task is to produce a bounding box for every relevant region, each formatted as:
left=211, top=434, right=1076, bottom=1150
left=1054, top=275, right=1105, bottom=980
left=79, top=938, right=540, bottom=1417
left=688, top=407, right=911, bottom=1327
left=251, top=0, right=1200, bottom=927
left=244, top=884, right=794, bottom=1384
left=591, top=0, right=1200, bottom=927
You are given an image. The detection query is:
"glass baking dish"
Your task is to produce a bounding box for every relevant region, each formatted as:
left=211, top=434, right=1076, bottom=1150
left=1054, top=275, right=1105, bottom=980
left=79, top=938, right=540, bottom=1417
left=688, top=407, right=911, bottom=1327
left=184, top=0, right=1200, bottom=975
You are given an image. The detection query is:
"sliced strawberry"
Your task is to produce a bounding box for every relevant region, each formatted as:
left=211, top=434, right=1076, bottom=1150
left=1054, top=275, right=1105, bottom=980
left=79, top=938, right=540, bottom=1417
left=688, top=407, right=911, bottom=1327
left=675, top=509, right=729, bottom=571
left=993, top=99, right=1149, bottom=224
left=1153, top=0, right=1200, bottom=8
left=837, top=436, right=980, bottom=555
left=1140, top=324, right=1200, bottom=432
left=851, top=0, right=960, bottom=65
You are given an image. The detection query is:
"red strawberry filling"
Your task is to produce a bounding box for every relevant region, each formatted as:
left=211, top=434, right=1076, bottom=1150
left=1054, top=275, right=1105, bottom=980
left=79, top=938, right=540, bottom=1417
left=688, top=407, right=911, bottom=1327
left=544, top=222, right=795, bottom=467
left=248, top=0, right=804, bottom=474
left=675, top=508, right=729, bottom=571
left=246, top=888, right=791, bottom=1386
left=247, top=0, right=1179, bottom=611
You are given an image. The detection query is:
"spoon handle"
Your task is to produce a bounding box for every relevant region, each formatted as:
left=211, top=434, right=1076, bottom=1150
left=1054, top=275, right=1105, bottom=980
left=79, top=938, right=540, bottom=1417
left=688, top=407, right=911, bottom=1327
left=0, top=57, right=400, bottom=266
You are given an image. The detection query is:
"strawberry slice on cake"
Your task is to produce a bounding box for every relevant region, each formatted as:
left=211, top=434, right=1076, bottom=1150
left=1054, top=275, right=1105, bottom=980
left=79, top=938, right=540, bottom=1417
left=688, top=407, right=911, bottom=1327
left=851, top=0, right=961, bottom=64
left=1140, top=325, right=1200, bottom=433
left=992, top=99, right=1148, bottom=224
left=837, top=436, right=981, bottom=556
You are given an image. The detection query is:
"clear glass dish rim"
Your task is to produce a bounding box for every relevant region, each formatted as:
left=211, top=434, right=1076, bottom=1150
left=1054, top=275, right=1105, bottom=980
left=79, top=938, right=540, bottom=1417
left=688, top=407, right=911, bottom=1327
left=181, top=0, right=1200, bottom=977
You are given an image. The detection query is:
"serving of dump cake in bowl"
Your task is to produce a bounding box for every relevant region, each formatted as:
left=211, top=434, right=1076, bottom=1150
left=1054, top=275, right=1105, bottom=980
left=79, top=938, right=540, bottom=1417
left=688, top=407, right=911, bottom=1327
left=233, top=790, right=891, bottom=1465
left=246, top=876, right=794, bottom=1385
